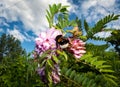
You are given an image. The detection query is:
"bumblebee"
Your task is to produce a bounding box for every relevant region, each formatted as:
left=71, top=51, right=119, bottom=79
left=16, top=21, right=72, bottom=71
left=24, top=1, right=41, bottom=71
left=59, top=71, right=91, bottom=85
left=55, top=35, right=69, bottom=49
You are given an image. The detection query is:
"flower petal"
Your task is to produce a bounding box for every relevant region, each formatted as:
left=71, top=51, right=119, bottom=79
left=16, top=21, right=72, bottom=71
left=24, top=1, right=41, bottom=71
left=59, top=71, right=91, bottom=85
left=68, top=39, right=86, bottom=59
left=39, top=32, right=47, bottom=39
left=74, top=50, right=86, bottom=54
left=43, top=42, right=51, bottom=50
left=77, top=47, right=85, bottom=49
left=35, top=38, right=43, bottom=45
left=34, top=28, right=62, bottom=57
left=74, top=54, right=83, bottom=59
left=52, top=71, right=60, bottom=84
left=51, top=30, right=62, bottom=39
left=46, top=28, right=55, bottom=37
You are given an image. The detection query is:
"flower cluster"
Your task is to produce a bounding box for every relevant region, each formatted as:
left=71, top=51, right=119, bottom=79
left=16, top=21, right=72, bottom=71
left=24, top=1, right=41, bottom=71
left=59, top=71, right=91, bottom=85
left=35, top=28, right=62, bottom=56
left=37, top=64, right=60, bottom=84
left=34, top=27, right=86, bottom=84
left=69, top=39, right=86, bottom=58
left=34, top=28, right=62, bottom=84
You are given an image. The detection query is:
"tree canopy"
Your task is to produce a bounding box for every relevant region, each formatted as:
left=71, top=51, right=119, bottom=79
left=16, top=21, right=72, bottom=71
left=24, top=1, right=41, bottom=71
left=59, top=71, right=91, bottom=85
left=0, top=34, right=26, bottom=62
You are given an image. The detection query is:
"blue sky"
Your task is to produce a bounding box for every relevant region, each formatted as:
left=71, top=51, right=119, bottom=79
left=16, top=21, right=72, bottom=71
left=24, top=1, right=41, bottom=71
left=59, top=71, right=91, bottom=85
left=0, top=0, right=120, bottom=53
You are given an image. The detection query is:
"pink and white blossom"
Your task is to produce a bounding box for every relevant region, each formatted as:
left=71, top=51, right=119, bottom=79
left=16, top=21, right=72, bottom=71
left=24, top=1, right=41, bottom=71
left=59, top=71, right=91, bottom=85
left=35, top=27, right=62, bottom=56
left=69, top=39, right=86, bottom=59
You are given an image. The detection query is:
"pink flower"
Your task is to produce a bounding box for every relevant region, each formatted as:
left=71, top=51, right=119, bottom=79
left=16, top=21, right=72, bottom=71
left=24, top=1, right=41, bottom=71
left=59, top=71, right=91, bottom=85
left=37, top=64, right=60, bottom=84
left=52, top=70, right=60, bottom=84
left=34, top=28, right=62, bottom=84
left=69, top=39, right=86, bottom=59
left=35, top=28, right=62, bottom=55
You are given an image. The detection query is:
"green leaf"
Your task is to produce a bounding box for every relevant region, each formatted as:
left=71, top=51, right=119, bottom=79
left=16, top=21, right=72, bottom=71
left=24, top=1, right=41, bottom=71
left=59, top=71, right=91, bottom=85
left=93, top=61, right=106, bottom=68
left=99, top=65, right=111, bottom=69
left=57, top=3, right=61, bottom=9
left=65, top=68, right=72, bottom=76
left=80, top=54, right=92, bottom=61
left=52, top=55, right=59, bottom=63
left=84, top=20, right=89, bottom=32
left=40, top=59, right=46, bottom=67
left=91, top=58, right=97, bottom=65
left=87, top=79, right=94, bottom=87
left=91, top=83, right=97, bottom=87
left=62, top=5, right=69, bottom=8
left=53, top=4, right=57, bottom=12
left=82, top=78, right=88, bottom=86
left=105, top=77, right=118, bottom=86
left=47, top=59, right=54, bottom=69
left=61, top=67, right=67, bottom=74
left=104, top=74, right=117, bottom=79
left=94, top=61, right=106, bottom=66
left=47, top=72, right=52, bottom=83
left=78, top=74, right=85, bottom=83
left=49, top=5, right=53, bottom=15
left=57, top=50, right=68, bottom=61
left=60, top=8, right=67, bottom=12
left=46, top=10, right=51, bottom=18
left=69, top=70, right=75, bottom=79
left=100, top=69, right=114, bottom=73
left=74, top=74, right=80, bottom=82
left=62, top=51, right=68, bottom=61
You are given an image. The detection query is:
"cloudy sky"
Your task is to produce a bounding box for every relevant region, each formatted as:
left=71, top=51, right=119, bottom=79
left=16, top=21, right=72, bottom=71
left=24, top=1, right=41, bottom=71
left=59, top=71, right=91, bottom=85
left=0, top=0, right=120, bottom=52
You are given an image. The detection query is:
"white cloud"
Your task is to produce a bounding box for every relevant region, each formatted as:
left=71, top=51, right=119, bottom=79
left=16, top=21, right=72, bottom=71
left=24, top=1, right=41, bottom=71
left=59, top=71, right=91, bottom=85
left=1, top=0, right=71, bottom=36
left=0, top=18, right=9, bottom=27
left=7, top=28, right=30, bottom=42
left=81, top=0, right=97, bottom=11
left=73, top=0, right=118, bottom=23
left=94, top=31, right=112, bottom=38
left=0, top=28, right=4, bottom=32
left=72, top=0, right=120, bottom=33
left=107, top=20, right=120, bottom=29
left=24, top=32, right=35, bottom=41
left=98, top=0, right=115, bottom=8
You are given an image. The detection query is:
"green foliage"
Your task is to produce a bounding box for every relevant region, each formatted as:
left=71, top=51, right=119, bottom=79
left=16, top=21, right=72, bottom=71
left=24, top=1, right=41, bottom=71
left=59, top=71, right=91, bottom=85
left=61, top=67, right=98, bottom=87
left=46, top=4, right=120, bottom=87
left=106, top=30, right=120, bottom=56
left=84, top=14, right=120, bottom=39
left=0, top=34, right=26, bottom=62
left=57, top=50, right=68, bottom=61
left=46, top=3, right=69, bottom=28
left=0, top=55, right=45, bottom=87
left=86, top=44, right=109, bottom=55
left=80, top=53, right=117, bottom=86
left=92, top=14, right=119, bottom=34
left=46, top=4, right=82, bottom=31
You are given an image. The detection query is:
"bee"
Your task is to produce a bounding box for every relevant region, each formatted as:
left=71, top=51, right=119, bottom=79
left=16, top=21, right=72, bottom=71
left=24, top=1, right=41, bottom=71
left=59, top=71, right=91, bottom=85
left=55, top=35, right=70, bottom=49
